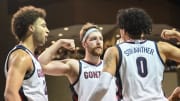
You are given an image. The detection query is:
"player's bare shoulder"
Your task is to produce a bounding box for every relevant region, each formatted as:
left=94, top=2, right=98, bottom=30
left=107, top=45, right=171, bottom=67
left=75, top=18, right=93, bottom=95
left=103, top=46, right=119, bottom=70
left=104, top=46, right=119, bottom=62
left=9, top=49, right=33, bottom=71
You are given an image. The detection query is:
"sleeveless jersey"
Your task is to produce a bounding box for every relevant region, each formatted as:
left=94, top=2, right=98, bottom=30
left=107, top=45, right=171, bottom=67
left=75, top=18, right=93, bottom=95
left=70, top=60, right=118, bottom=101
left=4, top=45, right=48, bottom=101
left=116, top=40, right=168, bottom=101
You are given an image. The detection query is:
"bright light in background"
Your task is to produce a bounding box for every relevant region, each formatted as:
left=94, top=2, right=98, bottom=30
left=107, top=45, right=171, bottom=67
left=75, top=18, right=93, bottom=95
left=51, top=41, right=56, bottom=44
left=64, top=27, right=69, bottom=31
left=58, top=33, right=63, bottom=37
left=76, top=47, right=80, bottom=50
left=99, top=27, right=103, bottom=30
left=116, top=34, right=120, bottom=38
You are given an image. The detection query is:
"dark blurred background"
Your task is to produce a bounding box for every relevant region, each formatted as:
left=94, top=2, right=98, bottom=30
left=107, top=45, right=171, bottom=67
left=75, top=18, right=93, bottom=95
left=0, top=0, right=180, bottom=100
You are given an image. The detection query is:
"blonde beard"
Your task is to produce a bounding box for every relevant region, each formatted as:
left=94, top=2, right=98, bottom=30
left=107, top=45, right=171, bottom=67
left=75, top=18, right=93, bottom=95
left=91, top=48, right=103, bottom=56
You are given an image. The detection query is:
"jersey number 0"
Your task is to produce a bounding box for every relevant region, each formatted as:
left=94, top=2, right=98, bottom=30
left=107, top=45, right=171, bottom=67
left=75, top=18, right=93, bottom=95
left=136, top=57, right=148, bottom=77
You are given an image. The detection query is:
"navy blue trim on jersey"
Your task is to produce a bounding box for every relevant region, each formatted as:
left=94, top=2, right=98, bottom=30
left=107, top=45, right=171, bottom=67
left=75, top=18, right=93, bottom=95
left=154, top=42, right=165, bottom=66
left=115, top=45, right=123, bottom=100
left=81, top=59, right=102, bottom=67
left=69, top=61, right=81, bottom=101
left=116, top=45, right=122, bottom=73
left=15, top=45, right=35, bottom=80
left=19, top=87, right=28, bottom=101
left=71, top=60, right=82, bottom=86
left=24, top=62, right=35, bottom=80
left=16, top=45, right=34, bottom=55
left=69, top=85, right=78, bottom=101
left=5, top=45, right=35, bottom=80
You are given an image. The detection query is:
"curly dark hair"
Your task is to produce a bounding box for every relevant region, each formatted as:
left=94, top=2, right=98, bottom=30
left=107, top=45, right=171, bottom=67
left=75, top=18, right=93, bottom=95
left=11, top=5, right=46, bottom=42
left=117, top=8, right=152, bottom=39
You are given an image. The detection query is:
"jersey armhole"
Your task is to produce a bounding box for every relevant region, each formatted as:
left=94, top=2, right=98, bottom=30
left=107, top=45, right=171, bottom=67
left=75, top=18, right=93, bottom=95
left=70, top=60, right=82, bottom=86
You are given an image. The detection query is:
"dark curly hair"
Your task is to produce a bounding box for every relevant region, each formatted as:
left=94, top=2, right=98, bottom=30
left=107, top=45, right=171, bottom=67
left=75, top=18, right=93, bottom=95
left=117, top=8, right=152, bottom=39
left=11, top=5, right=46, bottom=42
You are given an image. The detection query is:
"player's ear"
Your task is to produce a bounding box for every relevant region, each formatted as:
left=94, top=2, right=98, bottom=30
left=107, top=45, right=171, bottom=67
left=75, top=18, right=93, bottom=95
left=81, top=42, right=86, bottom=48
left=28, top=25, right=35, bottom=32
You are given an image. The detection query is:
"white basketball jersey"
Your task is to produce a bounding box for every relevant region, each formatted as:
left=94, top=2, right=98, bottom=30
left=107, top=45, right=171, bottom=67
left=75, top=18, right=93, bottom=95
left=116, top=40, right=168, bottom=101
left=71, top=60, right=118, bottom=101
left=4, top=45, right=48, bottom=101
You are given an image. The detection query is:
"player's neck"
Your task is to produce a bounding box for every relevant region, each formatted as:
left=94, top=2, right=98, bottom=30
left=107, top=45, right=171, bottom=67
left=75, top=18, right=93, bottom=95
left=124, top=35, right=143, bottom=42
left=126, top=38, right=144, bottom=42
left=83, top=55, right=101, bottom=65
left=19, top=37, right=36, bottom=53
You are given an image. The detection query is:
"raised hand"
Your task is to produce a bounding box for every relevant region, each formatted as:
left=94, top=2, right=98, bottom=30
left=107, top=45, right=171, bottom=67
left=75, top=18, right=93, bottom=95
left=58, top=39, right=75, bottom=51
left=161, top=29, right=180, bottom=41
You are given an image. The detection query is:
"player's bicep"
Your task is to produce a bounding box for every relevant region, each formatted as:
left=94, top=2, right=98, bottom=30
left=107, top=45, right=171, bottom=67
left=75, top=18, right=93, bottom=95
left=43, top=59, right=71, bottom=76
left=103, top=47, right=117, bottom=76
left=168, top=45, right=180, bottom=62
left=158, top=41, right=180, bottom=62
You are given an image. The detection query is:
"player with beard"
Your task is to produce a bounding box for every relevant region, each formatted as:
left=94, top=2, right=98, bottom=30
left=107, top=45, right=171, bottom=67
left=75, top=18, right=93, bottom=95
left=38, top=22, right=118, bottom=101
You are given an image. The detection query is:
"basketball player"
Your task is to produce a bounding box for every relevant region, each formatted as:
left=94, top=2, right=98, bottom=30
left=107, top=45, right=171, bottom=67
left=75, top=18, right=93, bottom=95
left=38, top=22, right=119, bottom=101
left=88, top=8, right=180, bottom=101
left=4, top=5, right=74, bottom=101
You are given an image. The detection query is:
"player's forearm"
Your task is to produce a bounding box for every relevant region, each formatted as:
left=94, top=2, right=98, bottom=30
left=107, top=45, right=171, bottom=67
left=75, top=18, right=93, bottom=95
left=38, top=40, right=62, bottom=64
left=170, top=30, right=180, bottom=41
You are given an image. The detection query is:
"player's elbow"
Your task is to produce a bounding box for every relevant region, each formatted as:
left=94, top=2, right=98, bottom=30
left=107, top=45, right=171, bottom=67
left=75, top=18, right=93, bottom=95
left=4, top=90, right=14, bottom=101
left=4, top=88, right=21, bottom=101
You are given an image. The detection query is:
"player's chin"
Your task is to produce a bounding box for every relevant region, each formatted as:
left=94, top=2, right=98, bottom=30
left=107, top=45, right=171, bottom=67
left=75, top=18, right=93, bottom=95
left=38, top=41, right=46, bottom=47
left=95, top=50, right=103, bottom=56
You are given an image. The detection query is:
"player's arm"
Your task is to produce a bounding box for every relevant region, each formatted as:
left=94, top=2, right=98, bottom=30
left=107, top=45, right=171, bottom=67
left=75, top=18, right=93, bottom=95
left=42, top=59, right=76, bottom=76
left=103, top=46, right=118, bottom=75
left=158, top=41, right=180, bottom=63
left=161, top=29, right=180, bottom=41
left=38, top=39, right=75, bottom=65
left=38, top=39, right=76, bottom=75
left=88, top=46, right=118, bottom=101
left=4, top=50, right=32, bottom=101
left=41, top=58, right=79, bottom=85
